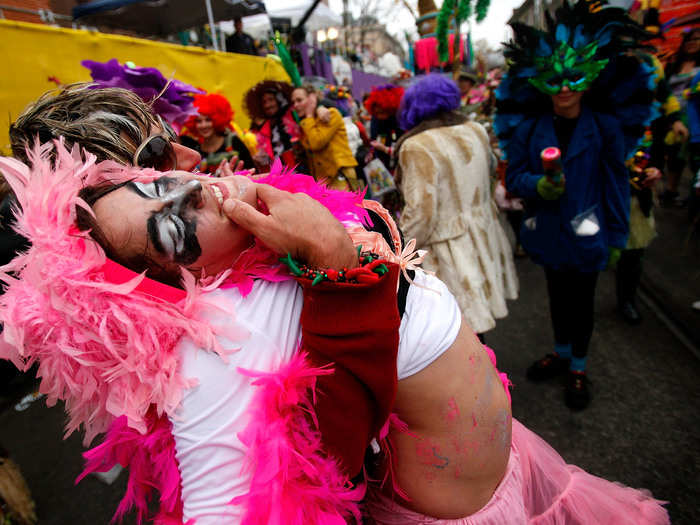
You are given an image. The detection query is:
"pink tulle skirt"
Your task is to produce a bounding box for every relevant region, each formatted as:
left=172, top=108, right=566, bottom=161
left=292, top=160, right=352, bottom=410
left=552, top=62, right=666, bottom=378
left=363, top=438, right=527, bottom=524
left=363, top=418, right=670, bottom=525
left=514, top=418, right=670, bottom=525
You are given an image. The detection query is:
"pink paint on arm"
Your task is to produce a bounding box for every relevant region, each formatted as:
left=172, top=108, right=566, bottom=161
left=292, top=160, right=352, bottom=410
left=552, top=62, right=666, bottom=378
left=446, top=396, right=460, bottom=422
left=488, top=426, right=497, bottom=443
left=416, top=439, right=449, bottom=469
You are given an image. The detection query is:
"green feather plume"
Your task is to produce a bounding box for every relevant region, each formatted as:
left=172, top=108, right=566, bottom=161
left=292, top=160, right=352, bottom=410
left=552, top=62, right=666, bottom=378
left=475, top=0, right=490, bottom=22
left=437, top=0, right=456, bottom=63
left=273, top=32, right=302, bottom=87
left=457, top=0, right=472, bottom=22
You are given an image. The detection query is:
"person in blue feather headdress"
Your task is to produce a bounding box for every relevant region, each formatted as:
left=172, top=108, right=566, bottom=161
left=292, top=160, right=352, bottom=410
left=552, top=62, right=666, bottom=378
left=495, top=0, right=658, bottom=410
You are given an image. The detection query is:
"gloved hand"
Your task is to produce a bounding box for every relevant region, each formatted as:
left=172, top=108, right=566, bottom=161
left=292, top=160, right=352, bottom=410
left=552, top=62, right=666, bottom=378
left=536, top=176, right=565, bottom=200
left=607, top=246, right=622, bottom=269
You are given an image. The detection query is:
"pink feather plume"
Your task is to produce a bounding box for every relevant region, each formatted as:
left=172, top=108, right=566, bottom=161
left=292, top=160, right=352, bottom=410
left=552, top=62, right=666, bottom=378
left=0, top=142, right=245, bottom=443
left=77, top=411, right=190, bottom=524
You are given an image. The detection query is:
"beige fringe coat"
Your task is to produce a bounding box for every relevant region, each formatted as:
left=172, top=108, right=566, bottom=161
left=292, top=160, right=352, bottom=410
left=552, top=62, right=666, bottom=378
left=398, top=121, right=518, bottom=333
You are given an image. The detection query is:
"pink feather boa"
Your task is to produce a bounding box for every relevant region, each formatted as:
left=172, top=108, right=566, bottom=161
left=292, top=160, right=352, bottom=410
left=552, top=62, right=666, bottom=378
left=233, top=352, right=365, bottom=525
left=0, top=144, right=376, bottom=523
left=77, top=410, right=192, bottom=525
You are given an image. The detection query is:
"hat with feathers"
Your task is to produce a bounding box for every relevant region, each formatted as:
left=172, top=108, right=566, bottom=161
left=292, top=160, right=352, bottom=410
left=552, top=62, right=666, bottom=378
left=495, top=0, right=659, bottom=159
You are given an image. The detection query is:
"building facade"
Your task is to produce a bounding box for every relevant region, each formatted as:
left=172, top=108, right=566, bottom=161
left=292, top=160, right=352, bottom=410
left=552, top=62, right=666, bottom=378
left=339, top=22, right=405, bottom=62
left=0, top=0, right=75, bottom=26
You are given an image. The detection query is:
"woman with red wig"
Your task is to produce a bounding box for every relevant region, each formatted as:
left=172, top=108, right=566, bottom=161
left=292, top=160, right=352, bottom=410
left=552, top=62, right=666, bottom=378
left=364, top=84, right=405, bottom=217
left=364, top=84, right=404, bottom=172
left=180, top=93, right=256, bottom=174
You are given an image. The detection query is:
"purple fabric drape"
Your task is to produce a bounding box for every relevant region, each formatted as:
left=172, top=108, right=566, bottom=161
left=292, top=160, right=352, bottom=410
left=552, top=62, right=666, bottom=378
left=350, top=70, right=390, bottom=101
left=294, top=43, right=390, bottom=100
left=299, top=43, right=313, bottom=79
left=297, top=43, right=335, bottom=84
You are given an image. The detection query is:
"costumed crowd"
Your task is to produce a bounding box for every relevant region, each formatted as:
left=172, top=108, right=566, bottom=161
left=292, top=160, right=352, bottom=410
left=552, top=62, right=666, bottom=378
left=3, top=0, right=698, bottom=523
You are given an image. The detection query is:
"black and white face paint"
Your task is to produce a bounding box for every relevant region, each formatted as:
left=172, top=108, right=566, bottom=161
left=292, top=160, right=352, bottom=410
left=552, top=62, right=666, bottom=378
left=129, top=177, right=203, bottom=265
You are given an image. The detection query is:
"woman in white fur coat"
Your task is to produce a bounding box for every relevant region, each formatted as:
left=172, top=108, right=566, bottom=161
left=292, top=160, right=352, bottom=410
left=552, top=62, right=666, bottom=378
left=396, top=74, right=518, bottom=337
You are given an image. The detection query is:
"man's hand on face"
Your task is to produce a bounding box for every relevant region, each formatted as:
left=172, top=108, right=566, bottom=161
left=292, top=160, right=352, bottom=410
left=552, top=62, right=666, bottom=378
left=305, top=97, right=318, bottom=119
left=222, top=183, right=359, bottom=270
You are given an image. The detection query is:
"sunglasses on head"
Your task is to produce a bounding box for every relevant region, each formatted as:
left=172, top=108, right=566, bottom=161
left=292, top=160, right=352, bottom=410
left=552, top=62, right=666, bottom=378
left=132, top=116, right=178, bottom=171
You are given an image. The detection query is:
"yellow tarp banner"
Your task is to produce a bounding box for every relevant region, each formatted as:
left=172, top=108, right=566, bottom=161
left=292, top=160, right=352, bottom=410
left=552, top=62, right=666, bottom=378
left=0, top=19, right=291, bottom=155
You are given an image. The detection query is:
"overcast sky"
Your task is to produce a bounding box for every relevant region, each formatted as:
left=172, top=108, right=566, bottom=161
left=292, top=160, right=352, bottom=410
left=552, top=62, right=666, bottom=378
left=327, top=0, right=524, bottom=49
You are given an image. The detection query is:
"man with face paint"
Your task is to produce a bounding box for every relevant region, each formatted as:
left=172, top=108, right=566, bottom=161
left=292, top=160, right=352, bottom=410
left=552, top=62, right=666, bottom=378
left=0, top=141, right=671, bottom=525
left=4, top=83, right=400, bottom=494
left=2, top=67, right=671, bottom=523
left=6, top=83, right=359, bottom=273
left=496, top=0, right=658, bottom=410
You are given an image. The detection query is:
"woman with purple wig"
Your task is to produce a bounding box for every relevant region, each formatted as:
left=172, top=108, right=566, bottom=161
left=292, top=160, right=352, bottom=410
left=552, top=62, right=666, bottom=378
left=394, top=74, right=518, bottom=340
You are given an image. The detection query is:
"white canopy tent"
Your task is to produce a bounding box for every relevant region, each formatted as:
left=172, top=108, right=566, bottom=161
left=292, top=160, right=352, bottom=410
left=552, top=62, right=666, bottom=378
left=72, top=0, right=266, bottom=50
left=220, top=0, right=342, bottom=40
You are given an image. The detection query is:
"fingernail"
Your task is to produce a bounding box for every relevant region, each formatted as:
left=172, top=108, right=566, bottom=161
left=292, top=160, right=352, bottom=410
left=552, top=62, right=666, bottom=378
left=223, top=199, right=236, bottom=214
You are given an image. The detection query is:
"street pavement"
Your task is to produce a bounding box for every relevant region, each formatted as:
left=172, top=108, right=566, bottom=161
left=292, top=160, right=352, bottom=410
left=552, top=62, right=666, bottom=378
left=1, top=212, right=699, bottom=524
left=489, top=255, right=700, bottom=525
left=641, top=201, right=700, bottom=349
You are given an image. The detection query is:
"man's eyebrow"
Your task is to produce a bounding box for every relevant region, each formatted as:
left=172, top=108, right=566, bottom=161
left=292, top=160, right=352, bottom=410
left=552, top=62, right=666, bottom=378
left=146, top=213, right=165, bottom=255
left=127, top=178, right=175, bottom=199
left=127, top=181, right=150, bottom=199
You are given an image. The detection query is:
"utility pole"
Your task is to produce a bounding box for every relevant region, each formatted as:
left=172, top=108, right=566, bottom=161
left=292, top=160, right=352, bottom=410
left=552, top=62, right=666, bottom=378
left=343, top=0, right=350, bottom=57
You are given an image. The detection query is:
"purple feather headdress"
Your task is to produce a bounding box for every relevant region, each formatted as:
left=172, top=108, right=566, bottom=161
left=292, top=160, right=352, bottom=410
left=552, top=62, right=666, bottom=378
left=82, top=58, right=204, bottom=130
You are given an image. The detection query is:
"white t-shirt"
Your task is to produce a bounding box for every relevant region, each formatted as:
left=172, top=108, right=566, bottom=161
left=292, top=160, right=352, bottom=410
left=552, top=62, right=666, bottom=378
left=397, top=272, right=462, bottom=380
left=170, top=272, right=461, bottom=523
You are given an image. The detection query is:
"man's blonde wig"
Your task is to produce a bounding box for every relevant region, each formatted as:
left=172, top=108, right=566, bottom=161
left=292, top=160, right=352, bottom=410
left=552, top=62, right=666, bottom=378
left=10, top=82, right=160, bottom=165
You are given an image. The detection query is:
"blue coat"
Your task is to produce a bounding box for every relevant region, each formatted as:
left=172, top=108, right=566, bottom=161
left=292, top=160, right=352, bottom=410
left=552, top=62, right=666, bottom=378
left=506, top=106, right=630, bottom=272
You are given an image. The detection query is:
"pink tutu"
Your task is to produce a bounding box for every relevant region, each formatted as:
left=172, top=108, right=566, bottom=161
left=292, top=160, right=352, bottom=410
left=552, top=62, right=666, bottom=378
left=363, top=419, right=669, bottom=525
left=514, top=418, right=670, bottom=525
